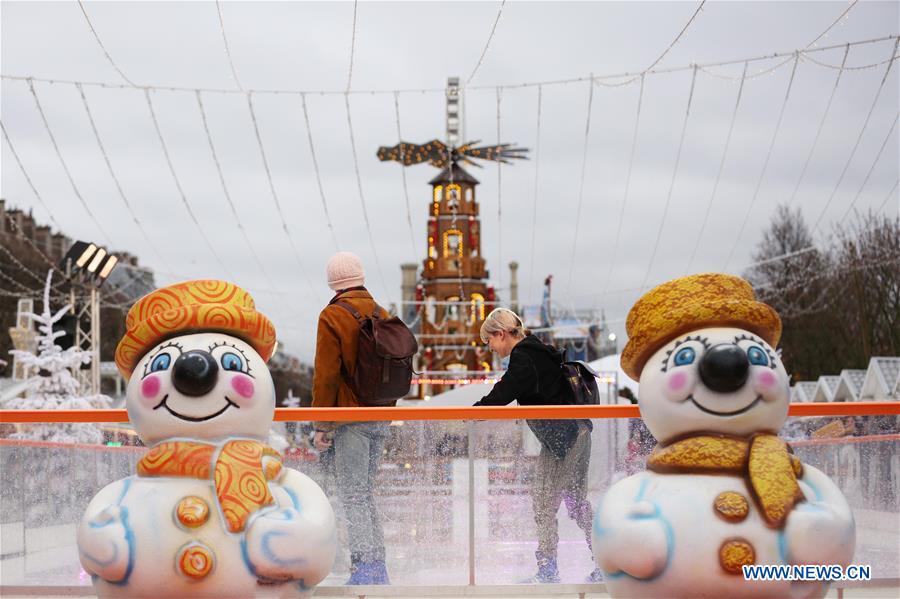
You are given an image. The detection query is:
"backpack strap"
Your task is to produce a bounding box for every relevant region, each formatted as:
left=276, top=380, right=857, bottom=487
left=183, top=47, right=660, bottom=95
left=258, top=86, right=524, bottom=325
left=333, top=301, right=366, bottom=323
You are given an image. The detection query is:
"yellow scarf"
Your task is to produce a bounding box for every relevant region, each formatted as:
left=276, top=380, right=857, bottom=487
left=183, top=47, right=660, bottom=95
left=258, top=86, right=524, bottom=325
left=647, top=433, right=804, bottom=528
left=137, top=439, right=282, bottom=533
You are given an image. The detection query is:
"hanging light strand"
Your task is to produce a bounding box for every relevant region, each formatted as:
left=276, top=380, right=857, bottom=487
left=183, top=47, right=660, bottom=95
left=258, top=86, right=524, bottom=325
left=344, top=93, right=390, bottom=300
left=27, top=79, right=113, bottom=246
left=76, top=0, right=137, bottom=86
left=685, top=62, right=748, bottom=274
left=602, top=75, right=645, bottom=297
left=812, top=38, right=900, bottom=234
left=723, top=53, right=801, bottom=271
left=300, top=93, right=340, bottom=251
left=466, top=0, right=507, bottom=86
left=76, top=82, right=176, bottom=275
left=215, top=1, right=244, bottom=91
left=0, top=120, right=62, bottom=231
left=838, top=111, right=899, bottom=222
left=143, top=88, right=234, bottom=280
left=565, top=76, right=596, bottom=298
left=393, top=92, right=418, bottom=258
left=640, top=66, right=698, bottom=289
left=245, top=92, right=319, bottom=301
left=788, top=45, right=851, bottom=207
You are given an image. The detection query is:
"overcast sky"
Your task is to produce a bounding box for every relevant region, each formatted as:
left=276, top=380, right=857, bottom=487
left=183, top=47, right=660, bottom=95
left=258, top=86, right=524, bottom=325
left=2, top=1, right=898, bottom=361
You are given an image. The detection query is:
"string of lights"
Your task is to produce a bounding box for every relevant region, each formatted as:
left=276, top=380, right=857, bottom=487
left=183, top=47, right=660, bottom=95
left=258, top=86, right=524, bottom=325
left=195, top=91, right=285, bottom=303
left=1, top=120, right=62, bottom=231
left=346, top=1, right=359, bottom=91
left=838, top=111, right=899, bottom=223
left=527, top=85, right=542, bottom=305
left=3, top=214, right=67, bottom=279
left=27, top=79, right=113, bottom=246
left=812, top=38, right=900, bottom=235
left=343, top=93, right=390, bottom=300
left=613, top=0, right=706, bottom=88
left=807, top=0, right=858, bottom=49
left=143, top=88, right=235, bottom=280
left=245, top=92, right=319, bottom=302
left=877, top=178, right=899, bottom=214
left=0, top=244, right=66, bottom=291
left=723, top=53, right=801, bottom=271
left=300, top=93, right=340, bottom=251
left=640, top=66, right=698, bottom=289
left=0, top=264, right=39, bottom=293
left=393, top=91, right=418, bottom=258
left=787, top=45, right=850, bottom=207
left=601, top=75, right=644, bottom=297
left=76, top=83, right=176, bottom=275
left=466, top=0, right=507, bottom=85
left=686, top=62, right=748, bottom=274
left=76, top=0, right=136, bottom=87
left=565, top=76, right=596, bottom=298
left=215, top=1, right=244, bottom=92
left=4, top=35, right=896, bottom=97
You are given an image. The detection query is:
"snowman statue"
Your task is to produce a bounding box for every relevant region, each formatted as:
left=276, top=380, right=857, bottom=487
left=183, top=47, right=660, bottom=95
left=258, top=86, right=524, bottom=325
left=593, top=273, right=855, bottom=598
left=77, top=280, right=336, bottom=598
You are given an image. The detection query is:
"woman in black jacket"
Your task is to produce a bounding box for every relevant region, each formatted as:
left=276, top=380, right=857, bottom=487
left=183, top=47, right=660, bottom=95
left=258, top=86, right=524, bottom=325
left=474, top=308, right=600, bottom=584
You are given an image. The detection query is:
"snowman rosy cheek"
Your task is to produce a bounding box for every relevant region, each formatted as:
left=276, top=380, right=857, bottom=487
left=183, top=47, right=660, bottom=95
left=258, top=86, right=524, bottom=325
left=230, top=375, right=256, bottom=403
left=664, top=370, right=693, bottom=401
left=755, top=370, right=777, bottom=390
left=140, top=375, right=162, bottom=405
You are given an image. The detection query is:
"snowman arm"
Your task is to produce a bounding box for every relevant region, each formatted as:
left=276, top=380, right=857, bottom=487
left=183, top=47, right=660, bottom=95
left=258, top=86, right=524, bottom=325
left=242, top=468, right=336, bottom=585
left=784, top=464, right=855, bottom=567
left=77, top=478, right=135, bottom=584
left=593, top=474, right=672, bottom=580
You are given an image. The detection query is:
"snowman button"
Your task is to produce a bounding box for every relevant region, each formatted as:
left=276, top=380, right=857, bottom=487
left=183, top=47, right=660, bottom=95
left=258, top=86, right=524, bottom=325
left=719, top=538, right=755, bottom=574
left=714, top=491, right=750, bottom=522
left=177, top=541, right=215, bottom=579
left=175, top=496, right=210, bottom=529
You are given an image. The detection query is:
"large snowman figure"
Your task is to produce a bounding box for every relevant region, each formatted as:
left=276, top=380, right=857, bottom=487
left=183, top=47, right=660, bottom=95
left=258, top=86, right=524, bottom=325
left=593, top=273, right=855, bottom=598
left=78, top=280, right=336, bottom=598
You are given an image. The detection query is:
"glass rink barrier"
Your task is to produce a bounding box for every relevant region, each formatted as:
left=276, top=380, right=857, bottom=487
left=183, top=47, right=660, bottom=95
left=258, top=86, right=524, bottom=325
left=1, top=404, right=898, bottom=598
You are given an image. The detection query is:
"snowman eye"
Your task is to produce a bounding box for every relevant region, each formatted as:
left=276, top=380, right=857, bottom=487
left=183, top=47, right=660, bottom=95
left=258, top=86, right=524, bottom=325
left=673, top=347, right=695, bottom=366
left=150, top=353, right=171, bottom=372
left=747, top=346, right=769, bottom=366
left=221, top=352, right=244, bottom=372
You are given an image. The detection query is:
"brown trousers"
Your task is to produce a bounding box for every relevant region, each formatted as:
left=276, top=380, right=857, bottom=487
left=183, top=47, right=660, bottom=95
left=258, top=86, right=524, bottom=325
left=531, top=422, right=594, bottom=557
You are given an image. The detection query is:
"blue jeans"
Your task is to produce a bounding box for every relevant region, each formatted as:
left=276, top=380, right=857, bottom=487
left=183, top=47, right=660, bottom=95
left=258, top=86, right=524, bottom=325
left=333, top=421, right=389, bottom=562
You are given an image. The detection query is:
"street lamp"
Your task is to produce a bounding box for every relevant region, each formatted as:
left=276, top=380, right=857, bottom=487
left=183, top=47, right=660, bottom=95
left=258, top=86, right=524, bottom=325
left=59, top=240, right=120, bottom=395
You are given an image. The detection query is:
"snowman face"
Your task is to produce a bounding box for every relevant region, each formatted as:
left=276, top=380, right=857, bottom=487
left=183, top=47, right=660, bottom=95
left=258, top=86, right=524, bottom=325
left=126, top=332, right=274, bottom=445
left=638, top=326, right=790, bottom=444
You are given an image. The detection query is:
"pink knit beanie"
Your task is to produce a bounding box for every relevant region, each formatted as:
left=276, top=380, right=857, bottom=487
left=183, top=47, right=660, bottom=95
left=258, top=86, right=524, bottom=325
left=326, top=252, right=365, bottom=291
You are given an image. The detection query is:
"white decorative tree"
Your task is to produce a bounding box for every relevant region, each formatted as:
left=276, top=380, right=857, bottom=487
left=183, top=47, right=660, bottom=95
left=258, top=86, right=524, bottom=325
left=3, top=270, right=110, bottom=444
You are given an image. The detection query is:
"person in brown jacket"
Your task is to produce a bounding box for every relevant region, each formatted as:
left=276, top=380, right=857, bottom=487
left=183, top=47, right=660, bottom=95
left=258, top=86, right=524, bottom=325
left=312, top=251, right=390, bottom=585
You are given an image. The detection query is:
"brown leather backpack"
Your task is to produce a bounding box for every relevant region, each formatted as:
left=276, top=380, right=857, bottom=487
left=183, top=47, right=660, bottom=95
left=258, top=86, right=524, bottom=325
left=332, top=301, right=419, bottom=406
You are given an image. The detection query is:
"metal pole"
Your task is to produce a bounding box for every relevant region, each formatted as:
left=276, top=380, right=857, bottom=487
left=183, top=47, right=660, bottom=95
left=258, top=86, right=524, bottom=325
left=467, top=419, right=476, bottom=586
left=91, top=287, right=100, bottom=396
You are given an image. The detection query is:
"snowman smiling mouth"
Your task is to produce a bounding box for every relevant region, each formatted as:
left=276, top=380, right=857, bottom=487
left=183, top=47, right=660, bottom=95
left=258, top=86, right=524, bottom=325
left=688, top=394, right=762, bottom=417
left=153, top=394, right=239, bottom=422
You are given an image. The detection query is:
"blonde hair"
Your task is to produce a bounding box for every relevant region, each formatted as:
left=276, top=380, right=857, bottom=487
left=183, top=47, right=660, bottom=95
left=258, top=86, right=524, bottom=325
left=480, top=308, right=529, bottom=343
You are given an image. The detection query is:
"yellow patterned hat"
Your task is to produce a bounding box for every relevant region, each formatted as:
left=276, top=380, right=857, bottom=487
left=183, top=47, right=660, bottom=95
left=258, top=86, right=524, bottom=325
left=115, top=280, right=276, bottom=379
left=621, top=273, right=781, bottom=381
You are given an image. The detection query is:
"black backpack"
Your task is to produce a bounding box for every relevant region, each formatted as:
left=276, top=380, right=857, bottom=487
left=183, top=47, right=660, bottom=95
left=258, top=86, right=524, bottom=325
left=332, top=301, right=419, bottom=406
left=560, top=359, right=602, bottom=405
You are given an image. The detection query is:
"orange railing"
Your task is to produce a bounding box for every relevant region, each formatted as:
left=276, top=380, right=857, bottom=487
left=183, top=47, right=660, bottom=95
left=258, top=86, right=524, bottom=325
left=0, top=401, right=897, bottom=423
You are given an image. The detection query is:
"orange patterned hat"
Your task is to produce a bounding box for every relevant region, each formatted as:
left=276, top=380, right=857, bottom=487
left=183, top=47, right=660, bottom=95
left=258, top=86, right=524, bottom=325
left=115, top=280, right=276, bottom=378
left=621, top=273, right=781, bottom=381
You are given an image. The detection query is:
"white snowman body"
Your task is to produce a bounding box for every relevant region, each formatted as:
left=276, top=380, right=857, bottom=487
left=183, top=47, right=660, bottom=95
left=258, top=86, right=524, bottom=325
left=594, top=327, right=855, bottom=599
left=78, top=332, right=336, bottom=598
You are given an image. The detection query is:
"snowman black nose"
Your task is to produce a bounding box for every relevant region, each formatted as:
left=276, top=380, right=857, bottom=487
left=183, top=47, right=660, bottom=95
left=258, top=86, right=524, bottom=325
left=698, top=344, right=749, bottom=394
left=172, top=350, right=219, bottom=396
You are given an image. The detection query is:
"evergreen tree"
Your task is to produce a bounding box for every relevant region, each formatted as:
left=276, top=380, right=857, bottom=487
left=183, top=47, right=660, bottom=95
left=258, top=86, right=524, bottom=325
left=3, top=270, right=110, bottom=443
